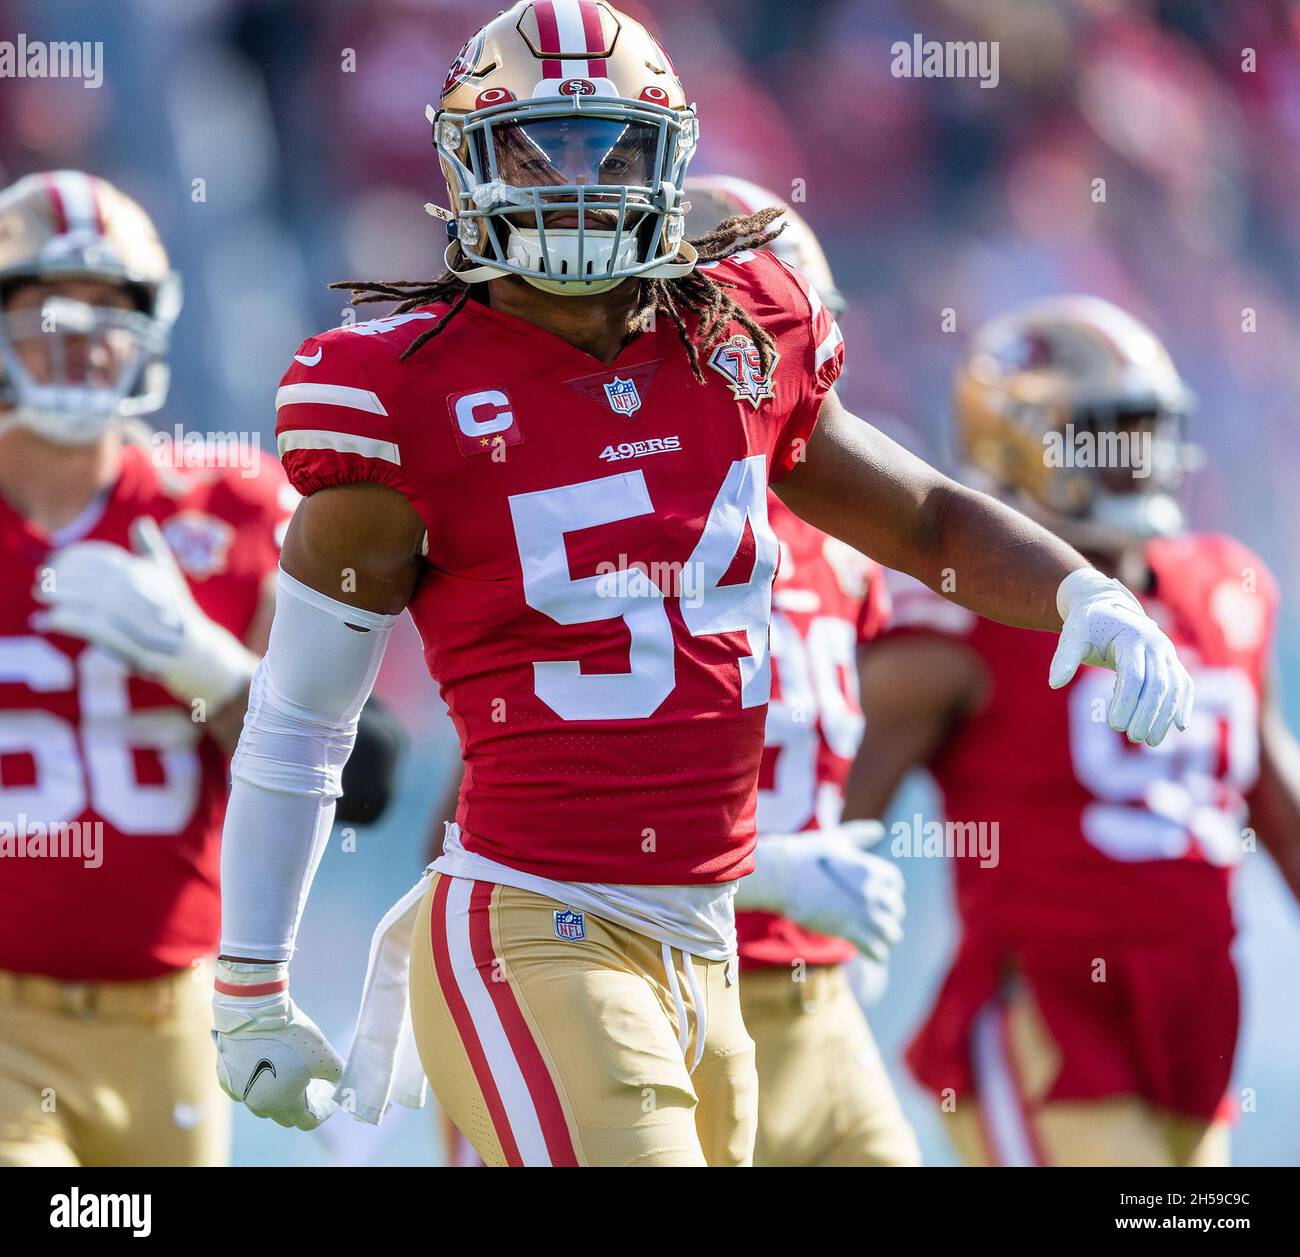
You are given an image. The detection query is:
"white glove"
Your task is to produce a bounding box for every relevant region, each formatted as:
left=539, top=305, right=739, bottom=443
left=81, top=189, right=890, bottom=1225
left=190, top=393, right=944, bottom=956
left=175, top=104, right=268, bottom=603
left=844, top=954, right=890, bottom=1009
left=734, top=820, right=904, bottom=962
left=1049, top=567, right=1194, bottom=747
left=212, top=960, right=343, bottom=1131
left=31, top=515, right=257, bottom=710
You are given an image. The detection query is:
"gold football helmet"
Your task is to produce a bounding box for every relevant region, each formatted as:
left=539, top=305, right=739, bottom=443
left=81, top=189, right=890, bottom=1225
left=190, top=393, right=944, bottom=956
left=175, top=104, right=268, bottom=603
left=0, top=170, right=180, bottom=444
left=429, top=1, right=698, bottom=295
left=684, top=174, right=844, bottom=317
left=954, top=295, right=1194, bottom=552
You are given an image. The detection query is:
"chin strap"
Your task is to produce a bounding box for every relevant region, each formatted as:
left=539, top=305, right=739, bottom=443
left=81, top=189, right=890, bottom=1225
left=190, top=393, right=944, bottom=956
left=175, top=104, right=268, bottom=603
left=442, top=239, right=699, bottom=291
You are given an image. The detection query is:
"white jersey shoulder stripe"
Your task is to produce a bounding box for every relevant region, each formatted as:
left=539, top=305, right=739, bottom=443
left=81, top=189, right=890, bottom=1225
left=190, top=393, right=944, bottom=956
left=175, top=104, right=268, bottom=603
left=814, top=321, right=844, bottom=371
left=275, top=382, right=388, bottom=416
left=277, top=429, right=401, bottom=466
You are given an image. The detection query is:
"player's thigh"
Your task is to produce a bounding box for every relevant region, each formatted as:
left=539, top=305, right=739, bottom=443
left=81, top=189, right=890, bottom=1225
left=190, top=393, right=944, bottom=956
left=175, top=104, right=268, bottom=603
left=1162, top=1114, right=1230, bottom=1168
left=815, top=971, right=920, bottom=1167
left=410, top=874, right=707, bottom=1167
left=97, top=975, right=230, bottom=1167
left=690, top=953, right=756, bottom=1168
left=741, top=967, right=824, bottom=1166
left=743, top=966, right=916, bottom=1167
left=0, top=1005, right=79, bottom=1167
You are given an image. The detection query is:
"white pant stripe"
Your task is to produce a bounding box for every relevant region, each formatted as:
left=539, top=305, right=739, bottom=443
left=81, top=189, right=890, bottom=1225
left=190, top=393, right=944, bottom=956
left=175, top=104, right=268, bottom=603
left=970, top=999, right=1037, bottom=1167
left=442, top=878, right=552, bottom=1166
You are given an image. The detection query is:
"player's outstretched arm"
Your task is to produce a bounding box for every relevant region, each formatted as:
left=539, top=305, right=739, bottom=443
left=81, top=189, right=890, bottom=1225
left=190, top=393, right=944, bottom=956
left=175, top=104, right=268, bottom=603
left=213, top=483, right=424, bottom=1129
left=774, top=389, right=1083, bottom=630
left=774, top=391, right=1193, bottom=746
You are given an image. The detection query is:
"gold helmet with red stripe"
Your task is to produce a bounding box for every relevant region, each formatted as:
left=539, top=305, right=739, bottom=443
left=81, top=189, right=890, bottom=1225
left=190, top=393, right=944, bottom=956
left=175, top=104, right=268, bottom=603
left=954, top=295, right=1195, bottom=552
left=684, top=174, right=844, bottom=317
left=429, top=1, right=698, bottom=295
left=0, top=170, right=180, bottom=443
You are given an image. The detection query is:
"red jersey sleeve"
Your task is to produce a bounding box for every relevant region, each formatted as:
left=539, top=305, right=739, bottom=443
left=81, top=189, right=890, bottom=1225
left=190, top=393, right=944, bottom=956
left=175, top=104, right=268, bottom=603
left=856, top=561, right=893, bottom=644
left=702, top=250, right=845, bottom=481
left=274, top=327, right=412, bottom=500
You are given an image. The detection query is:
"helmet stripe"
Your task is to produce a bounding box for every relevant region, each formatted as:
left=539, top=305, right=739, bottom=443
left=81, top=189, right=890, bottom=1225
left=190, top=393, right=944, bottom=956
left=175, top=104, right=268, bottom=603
left=87, top=174, right=106, bottom=234
left=578, top=0, right=604, bottom=77
left=57, top=171, right=100, bottom=235
left=42, top=173, right=68, bottom=235
left=533, top=1, right=563, bottom=79
left=534, top=1, right=605, bottom=78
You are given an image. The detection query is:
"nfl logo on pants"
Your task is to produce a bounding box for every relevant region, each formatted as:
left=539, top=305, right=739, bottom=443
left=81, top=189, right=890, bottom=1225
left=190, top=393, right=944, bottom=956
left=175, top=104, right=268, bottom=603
left=553, top=909, right=585, bottom=941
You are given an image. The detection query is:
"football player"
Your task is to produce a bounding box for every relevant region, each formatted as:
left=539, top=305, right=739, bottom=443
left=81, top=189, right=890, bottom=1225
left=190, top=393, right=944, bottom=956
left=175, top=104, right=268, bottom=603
left=688, top=176, right=919, bottom=1166
left=846, top=296, right=1300, bottom=1166
left=0, top=170, right=398, bottom=1167
left=212, top=3, right=1193, bottom=1167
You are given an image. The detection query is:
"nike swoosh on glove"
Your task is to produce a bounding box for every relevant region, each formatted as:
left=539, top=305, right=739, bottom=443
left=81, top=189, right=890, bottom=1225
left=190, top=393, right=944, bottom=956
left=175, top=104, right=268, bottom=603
left=212, top=961, right=342, bottom=1130
left=733, top=820, right=905, bottom=963
left=31, top=515, right=257, bottom=710
left=1049, top=567, right=1194, bottom=747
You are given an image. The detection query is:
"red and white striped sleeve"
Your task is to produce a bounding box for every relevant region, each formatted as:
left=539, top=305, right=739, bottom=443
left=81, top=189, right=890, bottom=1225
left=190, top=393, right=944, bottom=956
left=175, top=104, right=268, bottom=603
left=273, top=330, right=410, bottom=500
left=769, top=255, right=845, bottom=480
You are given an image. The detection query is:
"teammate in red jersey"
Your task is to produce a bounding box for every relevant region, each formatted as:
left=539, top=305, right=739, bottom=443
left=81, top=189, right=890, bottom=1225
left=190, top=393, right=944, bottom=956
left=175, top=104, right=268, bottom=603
left=686, top=177, right=919, bottom=1166
left=0, top=170, right=280, bottom=1167
left=847, top=295, right=1300, bottom=1166
left=0, top=170, right=398, bottom=1167
left=212, top=3, right=1192, bottom=1167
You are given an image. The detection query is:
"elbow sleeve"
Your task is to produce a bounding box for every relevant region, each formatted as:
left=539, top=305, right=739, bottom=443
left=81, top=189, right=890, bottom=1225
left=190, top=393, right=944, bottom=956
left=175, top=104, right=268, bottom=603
left=220, top=569, right=396, bottom=960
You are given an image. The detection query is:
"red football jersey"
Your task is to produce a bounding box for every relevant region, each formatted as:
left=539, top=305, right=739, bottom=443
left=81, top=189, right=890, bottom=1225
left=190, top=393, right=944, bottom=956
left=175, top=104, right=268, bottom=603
left=880, top=533, right=1278, bottom=946
left=275, top=250, right=844, bottom=884
left=738, top=493, right=890, bottom=968
left=0, top=440, right=291, bottom=980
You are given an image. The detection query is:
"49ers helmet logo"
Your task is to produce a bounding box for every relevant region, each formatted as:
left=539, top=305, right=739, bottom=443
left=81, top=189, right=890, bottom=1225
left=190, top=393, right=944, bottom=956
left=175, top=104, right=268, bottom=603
left=442, top=30, right=484, bottom=97
left=708, top=335, right=779, bottom=408
left=559, top=78, right=597, bottom=96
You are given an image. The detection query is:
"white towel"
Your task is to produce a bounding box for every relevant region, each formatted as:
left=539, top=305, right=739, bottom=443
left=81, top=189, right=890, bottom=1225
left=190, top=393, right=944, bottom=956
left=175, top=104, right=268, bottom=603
left=334, top=868, right=433, bottom=1124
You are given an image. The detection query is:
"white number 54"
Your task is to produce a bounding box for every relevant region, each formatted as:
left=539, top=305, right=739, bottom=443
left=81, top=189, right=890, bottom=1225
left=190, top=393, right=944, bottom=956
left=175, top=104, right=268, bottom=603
left=508, top=456, right=778, bottom=721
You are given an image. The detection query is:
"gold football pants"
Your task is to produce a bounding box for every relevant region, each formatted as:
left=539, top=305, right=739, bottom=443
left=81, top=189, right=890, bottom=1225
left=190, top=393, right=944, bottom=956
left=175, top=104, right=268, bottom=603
left=741, top=963, right=921, bottom=1166
left=409, top=873, right=757, bottom=1166
left=0, top=962, right=229, bottom=1167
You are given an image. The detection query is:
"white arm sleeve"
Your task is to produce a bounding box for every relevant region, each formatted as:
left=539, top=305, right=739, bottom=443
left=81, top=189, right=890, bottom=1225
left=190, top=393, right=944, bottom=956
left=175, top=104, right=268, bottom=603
left=219, top=568, right=396, bottom=961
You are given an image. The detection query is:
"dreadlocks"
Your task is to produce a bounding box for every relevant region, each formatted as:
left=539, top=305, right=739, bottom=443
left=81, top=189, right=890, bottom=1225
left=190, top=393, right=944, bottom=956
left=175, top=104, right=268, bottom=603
left=329, top=207, right=785, bottom=384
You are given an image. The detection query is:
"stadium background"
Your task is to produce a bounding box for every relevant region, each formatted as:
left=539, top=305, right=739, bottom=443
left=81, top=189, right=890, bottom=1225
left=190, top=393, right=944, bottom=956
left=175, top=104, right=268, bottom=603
left=2, top=0, right=1297, bottom=1164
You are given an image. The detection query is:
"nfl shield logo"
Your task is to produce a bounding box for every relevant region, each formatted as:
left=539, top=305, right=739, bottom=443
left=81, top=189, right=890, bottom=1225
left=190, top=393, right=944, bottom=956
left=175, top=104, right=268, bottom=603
left=553, top=909, right=586, bottom=942
left=603, top=376, right=641, bottom=416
